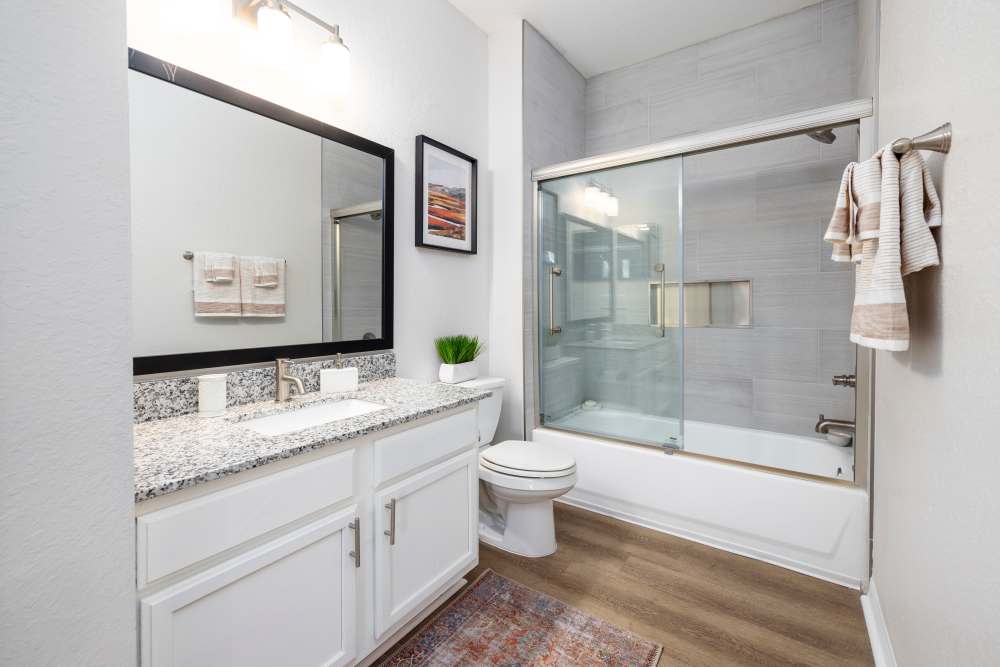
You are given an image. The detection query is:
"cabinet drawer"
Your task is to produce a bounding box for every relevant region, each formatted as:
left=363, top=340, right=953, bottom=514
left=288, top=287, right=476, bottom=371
left=373, top=409, right=477, bottom=486
left=138, top=449, right=355, bottom=587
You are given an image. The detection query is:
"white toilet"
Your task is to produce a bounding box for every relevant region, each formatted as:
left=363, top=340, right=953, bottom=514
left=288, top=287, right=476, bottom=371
left=456, top=377, right=577, bottom=558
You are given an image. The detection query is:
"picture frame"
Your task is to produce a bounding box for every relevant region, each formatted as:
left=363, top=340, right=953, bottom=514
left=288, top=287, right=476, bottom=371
left=415, top=135, right=477, bottom=254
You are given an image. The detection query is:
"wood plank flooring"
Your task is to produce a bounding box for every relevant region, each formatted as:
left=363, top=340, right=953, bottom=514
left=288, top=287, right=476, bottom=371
left=397, top=503, right=875, bottom=666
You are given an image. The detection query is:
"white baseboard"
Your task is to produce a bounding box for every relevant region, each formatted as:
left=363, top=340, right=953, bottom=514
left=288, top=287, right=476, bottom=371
left=861, top=578, right=898, bottom=667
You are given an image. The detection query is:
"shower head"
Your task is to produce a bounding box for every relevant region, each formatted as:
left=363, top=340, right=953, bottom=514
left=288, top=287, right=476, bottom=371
left=807, top=128, right=837, bottom=144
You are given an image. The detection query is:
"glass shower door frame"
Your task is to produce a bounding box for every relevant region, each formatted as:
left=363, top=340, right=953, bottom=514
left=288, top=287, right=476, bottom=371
left=528, top=98, right=876, bottom=490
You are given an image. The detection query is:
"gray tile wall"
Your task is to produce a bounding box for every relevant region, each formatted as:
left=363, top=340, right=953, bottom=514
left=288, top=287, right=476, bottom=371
left=523, top=22, right=587, bottom=431
left=683, top=128, right=857, bottom=437
left=583, top=0, right=858, bottom=156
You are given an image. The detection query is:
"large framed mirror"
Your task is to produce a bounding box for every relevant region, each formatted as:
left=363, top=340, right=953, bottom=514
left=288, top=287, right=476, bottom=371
left=128, top=50, right=393, bottom=375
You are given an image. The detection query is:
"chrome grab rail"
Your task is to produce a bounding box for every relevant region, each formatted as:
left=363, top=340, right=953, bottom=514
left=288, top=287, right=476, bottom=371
left=383, top=498, right=396, bottom=545
left=548, top=266, right=562, bottom=335
left=348, top=518, right=360, bottom=568
left=654, top=263, right=666, bottom=337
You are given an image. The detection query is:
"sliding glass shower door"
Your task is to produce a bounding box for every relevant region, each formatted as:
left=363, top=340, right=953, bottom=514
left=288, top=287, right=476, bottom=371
left=537, top=157, right=683, bottom=449
left=535, top=122, right=861, bottom=481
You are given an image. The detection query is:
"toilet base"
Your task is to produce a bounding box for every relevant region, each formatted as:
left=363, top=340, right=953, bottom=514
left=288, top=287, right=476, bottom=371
left=479, top=499, right=557, bottom=558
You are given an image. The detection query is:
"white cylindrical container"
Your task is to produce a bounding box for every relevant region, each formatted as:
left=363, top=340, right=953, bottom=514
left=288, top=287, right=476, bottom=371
left=197, top=373, right=227, bottom=417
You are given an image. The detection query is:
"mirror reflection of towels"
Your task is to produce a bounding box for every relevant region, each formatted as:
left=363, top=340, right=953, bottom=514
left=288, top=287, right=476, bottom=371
left=240, top=256, right=285, bottom=317
left=192, top=251, right=241, bottom=317
left=253, top=258, right=279, bottom=287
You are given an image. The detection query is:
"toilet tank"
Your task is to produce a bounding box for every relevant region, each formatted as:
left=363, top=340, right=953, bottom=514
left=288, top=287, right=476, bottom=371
left=455, top=377, right=506, bottom=445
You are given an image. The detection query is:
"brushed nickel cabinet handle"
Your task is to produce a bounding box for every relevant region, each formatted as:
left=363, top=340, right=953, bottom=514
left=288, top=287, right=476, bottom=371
left=383, top=499, right=396, bottom=546
left=549, top=266, right=563, bottom=335
left=348, top=517, right=360, bottom=568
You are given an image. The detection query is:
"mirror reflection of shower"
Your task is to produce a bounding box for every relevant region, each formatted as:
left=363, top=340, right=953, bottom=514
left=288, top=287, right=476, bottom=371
left=326, top=201, right=383, bottom=342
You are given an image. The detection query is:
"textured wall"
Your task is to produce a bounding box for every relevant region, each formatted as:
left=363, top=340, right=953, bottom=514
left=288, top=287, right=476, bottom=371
left=520, top=22, right=587, bottom=436
left=128, top=0, right=491, bottom=382
left=873, top=1, right=1000, bottom=664
left=584, top=0, right=858, bottom=156
left=0, top=2, right=136, bottom=665
left=486, top=19, right=526, bottom=441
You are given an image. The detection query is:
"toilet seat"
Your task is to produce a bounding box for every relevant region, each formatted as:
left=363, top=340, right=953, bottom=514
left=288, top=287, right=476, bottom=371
left=480, top=440, right=576, bottom=479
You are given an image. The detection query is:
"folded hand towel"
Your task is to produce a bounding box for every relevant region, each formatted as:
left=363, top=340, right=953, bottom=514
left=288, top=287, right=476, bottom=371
left=203, top=252, right=236, bottom=283
left=193, top=251, right=242, bottom=316
left=240, top=256, right=285, bottom=317
left=253, top=258, right=279, bottom=287
left=824, top=146, right=941, bottom=351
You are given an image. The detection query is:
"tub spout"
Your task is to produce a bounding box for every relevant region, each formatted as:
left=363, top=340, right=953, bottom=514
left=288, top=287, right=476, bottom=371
left=815, top=413, right=855, bottom=433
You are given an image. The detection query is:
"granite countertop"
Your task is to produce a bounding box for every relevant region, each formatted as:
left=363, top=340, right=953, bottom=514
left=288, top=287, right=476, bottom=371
left=134, top=377, right=490, bottom=503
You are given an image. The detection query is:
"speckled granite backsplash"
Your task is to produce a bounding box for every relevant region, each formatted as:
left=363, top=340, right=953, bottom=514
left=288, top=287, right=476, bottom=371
left=134, top=351, right=396, bottom=423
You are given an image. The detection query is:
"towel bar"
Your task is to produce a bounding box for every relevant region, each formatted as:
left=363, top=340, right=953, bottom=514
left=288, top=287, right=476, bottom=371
left=891, top=122, right=951, bottom=155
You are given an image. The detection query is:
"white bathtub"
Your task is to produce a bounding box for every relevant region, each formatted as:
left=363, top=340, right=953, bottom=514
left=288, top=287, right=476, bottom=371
left=547, top=408, right=854, bottom=481
left=534, top=422, right=868, bottom=588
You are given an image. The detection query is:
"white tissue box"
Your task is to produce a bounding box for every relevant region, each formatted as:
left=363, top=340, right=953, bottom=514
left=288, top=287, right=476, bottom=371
left=321, top=367, right=358, bottom=394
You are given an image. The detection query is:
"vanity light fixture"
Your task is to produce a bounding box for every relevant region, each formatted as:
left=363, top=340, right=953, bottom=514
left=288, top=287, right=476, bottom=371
left=255, top=0, right=292, bottom=45
left=583, top=181, right=618, bottom=217
left=320, top=25, right=351, bottom=93
left=233, top=0, right=351, bottom=91
left=604, top=192, right=619, bottom=217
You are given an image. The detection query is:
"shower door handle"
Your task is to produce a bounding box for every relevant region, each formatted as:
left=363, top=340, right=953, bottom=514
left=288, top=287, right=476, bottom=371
left=654, top=264, right=666, bottom=337
left=548, top=266, right=562, bottom=335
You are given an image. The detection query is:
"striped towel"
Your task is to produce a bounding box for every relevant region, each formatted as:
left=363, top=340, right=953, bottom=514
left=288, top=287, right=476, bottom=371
left=824, top=145, right=941, bottom=351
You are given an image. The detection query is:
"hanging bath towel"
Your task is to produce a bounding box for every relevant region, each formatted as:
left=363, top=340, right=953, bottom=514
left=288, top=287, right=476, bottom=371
left=824, top=146, right=941, bottom=351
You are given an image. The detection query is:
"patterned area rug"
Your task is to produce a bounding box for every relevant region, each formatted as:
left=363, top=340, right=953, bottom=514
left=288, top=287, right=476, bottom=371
left=375, top=569, right=662, bottom=666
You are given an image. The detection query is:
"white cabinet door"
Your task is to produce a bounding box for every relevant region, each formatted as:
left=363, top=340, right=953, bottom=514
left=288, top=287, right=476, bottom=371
left=140, top=508, right=358, bottom=667
left=373, top=450, right=478, bottom=638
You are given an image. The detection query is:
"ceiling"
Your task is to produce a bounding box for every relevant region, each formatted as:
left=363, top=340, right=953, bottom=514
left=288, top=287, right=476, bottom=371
left=447, top=0, right=818, bottom=77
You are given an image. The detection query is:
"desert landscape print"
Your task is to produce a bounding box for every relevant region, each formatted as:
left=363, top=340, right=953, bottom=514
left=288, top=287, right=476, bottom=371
left=425, top=152, right=468, bottom=241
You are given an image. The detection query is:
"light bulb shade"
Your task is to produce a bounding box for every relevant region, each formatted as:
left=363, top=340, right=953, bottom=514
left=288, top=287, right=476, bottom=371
left=257, top=4, right=292, bottom=44
left=605, top=195, right=619, bottom=217
left=320, top=38, right=351, bottom=93
left=584, top=185, right=601, bottom=207
left=597, top=190, right=611, bottom=214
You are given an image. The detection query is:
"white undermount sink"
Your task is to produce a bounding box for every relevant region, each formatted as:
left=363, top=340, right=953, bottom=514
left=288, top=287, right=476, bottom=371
left=242, top=399, right=386, bottom=436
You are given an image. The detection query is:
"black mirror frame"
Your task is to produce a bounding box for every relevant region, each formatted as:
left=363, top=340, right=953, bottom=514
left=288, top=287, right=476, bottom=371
left=128, top=49, right=394, bottom=376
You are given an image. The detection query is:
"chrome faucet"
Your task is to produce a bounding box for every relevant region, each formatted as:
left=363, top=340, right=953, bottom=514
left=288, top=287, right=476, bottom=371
left=275, top=358, right=305, bottom=402
left=815, top=413, right=855, bottom=434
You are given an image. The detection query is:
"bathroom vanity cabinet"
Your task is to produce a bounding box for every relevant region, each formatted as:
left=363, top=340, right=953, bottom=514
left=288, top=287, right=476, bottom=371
left=134, top=406, right=480, bottom=667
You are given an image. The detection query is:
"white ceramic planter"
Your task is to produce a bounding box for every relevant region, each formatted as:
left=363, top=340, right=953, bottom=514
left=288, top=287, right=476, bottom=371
left=438, top=361, right=478, bottom=384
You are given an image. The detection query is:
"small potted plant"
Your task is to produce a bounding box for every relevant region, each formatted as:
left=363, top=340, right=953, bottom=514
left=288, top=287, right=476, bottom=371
left=435, top=335, right=484, bottom=384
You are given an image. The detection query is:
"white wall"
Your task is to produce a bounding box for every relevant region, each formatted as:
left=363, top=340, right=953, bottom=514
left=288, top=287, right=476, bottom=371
left=127, top=0, right=491, bottom=380
left=872, top=1, right=1000, bottom=664
left=0, top=2, right=136, bottom=665
left=129, top=70, right=323, bottom=356
left=486, top=20, right=525, bottom=440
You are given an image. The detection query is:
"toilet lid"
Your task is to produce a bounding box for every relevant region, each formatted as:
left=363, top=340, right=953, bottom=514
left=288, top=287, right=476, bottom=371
left=481, top=440, right=575, bottom=474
